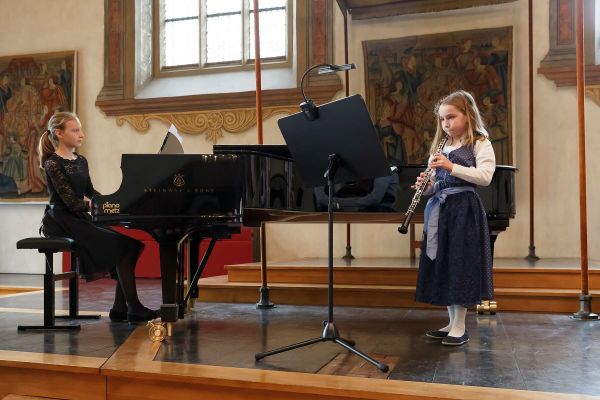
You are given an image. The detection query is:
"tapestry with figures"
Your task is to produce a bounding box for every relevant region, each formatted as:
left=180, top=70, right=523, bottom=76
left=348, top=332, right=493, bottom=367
left=0, top=51, right=76, bottom=201
left=363, top=27, right=511, bottom=165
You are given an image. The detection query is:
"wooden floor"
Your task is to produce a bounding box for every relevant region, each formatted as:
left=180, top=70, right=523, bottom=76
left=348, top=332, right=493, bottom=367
left=197, top=257, right=600, bottom=313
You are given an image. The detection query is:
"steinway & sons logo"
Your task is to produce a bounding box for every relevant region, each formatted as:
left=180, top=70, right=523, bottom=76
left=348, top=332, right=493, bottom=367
left=173, top=173, right=185, bottom=187
left=102, top=202, right=120, bottom=214
left=143, top=172, right=216, bottom=194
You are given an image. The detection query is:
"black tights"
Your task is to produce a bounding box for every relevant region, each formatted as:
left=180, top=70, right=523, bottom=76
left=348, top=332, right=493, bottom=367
left=112, top=251, right=152, bottom=314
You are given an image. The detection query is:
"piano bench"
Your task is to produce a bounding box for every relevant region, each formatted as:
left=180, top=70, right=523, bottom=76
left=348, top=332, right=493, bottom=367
left=16, top=237, right=101, bottom=331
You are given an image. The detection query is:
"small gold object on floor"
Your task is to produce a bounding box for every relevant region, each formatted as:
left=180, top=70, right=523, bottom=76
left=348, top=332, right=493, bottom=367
left=477, top=300, right=498, bottom=315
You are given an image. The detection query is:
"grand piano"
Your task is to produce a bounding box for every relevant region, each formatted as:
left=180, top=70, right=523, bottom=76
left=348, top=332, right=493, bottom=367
left=92, top=146, right=515, bottom=325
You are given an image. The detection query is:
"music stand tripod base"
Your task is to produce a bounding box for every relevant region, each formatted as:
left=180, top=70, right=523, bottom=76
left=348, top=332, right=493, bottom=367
left=255, top=320, right=388, bottom=372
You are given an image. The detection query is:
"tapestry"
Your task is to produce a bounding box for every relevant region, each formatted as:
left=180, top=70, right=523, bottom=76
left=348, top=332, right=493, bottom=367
left=0, top=51, right=76, bottom=201
left=363, top=27, right=512, bottom=165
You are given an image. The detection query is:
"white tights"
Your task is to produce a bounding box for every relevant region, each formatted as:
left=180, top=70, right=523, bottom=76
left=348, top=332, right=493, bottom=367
left=440, top=304, right=467, bottom=337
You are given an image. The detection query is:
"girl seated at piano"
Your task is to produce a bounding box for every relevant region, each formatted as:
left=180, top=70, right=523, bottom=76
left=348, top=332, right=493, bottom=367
left=414, top=90, right=495, bottom=346
left=38, top=111, right=157, bottom=323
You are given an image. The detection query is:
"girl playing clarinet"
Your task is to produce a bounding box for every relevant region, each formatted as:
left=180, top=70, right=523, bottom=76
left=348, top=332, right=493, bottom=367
left=414, top=90, right=496, bottom=346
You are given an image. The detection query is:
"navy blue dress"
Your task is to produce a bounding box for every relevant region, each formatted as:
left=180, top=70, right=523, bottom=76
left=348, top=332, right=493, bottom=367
left=41, top=153, right=142, bottom=282
left=415, top=146, right=494, bottom=307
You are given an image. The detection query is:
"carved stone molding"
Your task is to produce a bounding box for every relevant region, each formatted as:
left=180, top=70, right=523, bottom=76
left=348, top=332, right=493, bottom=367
left=95, top=85, right=341, bottom=116
left=585, top=85, right=600, bottom=107
left=337, top=0, right=516, bottom=20
left=538, top=0, right=600, bottom=91
left=116, top=106, right=298, bottom=143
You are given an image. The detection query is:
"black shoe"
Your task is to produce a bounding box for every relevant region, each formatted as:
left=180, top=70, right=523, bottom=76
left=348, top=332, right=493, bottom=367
left=441, top=331, right=469, bottom=346
left=109, top=308, right=128, bottom=322
left=425, top=330, right=449, bottom=339
left=127, top=309, right=159, bottom=323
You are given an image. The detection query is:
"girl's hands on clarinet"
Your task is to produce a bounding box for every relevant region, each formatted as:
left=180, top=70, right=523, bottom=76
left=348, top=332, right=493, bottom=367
left=412, top=172, right=432, bottom=190
left=429, top=152, right=453, bottom=171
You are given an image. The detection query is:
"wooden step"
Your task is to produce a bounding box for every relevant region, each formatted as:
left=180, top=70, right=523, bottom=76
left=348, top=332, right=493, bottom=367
left=0, top=350, right=105, bottom=399
left=197, top=276, right=599, bottom=313
left=225, top=258, right=600, bottom=290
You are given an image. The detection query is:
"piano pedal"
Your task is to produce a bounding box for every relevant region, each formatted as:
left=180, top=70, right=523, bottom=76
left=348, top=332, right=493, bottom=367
left=476, top=300, right=498, bottom=315
left=147, top=318, right=172, bottom=342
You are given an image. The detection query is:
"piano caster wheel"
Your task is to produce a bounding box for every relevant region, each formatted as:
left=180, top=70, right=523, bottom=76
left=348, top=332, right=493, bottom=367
left=148, top=320, right=168, bottom=342
left=477, top=300, right=498, bottom=315
left=489, top=301, right=497, bottom=315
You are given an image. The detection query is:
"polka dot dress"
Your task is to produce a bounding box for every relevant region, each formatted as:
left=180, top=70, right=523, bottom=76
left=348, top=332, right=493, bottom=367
left=415, top=146, right=494, bottom=307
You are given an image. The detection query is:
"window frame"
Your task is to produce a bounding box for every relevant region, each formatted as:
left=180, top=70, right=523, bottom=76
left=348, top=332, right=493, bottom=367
left=153, top=0, right=293, bottom=78
left=96, top=0, right=342, bottom=118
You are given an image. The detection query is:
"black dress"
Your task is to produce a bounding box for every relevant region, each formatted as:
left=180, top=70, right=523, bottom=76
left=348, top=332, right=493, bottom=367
left=41, top=153, right=142, bottom=282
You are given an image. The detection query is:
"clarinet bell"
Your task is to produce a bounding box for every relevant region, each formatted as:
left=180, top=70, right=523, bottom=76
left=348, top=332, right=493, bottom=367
left=398, top=210, right=413, bottom=234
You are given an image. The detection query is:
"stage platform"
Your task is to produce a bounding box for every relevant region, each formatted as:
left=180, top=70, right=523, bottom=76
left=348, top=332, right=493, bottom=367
left=0, top=273, right=600, bottom=399
left=197, top=257, right=600, bottom=313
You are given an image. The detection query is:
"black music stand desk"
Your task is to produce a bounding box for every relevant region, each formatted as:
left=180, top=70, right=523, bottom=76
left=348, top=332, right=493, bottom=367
left=254, top=94, right=390, bottom=372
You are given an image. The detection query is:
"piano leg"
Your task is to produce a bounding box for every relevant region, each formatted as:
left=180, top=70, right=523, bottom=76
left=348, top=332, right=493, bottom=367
left=158, top=242, right=179, bottom=323
left=489, top=232, right=498, bottom=259
left=477, top=232, right=499, bottom=315
left=184, top=238, right=217, bottom=305
left=188, top=237, right=200, bottom=304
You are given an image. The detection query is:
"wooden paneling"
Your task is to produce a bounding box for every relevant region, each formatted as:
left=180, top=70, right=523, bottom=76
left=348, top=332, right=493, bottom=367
left=0, top=350, right=105, bottom=373
left=225, top=262, right=600, bottom=289
left=104, top=374, right=600, bottom=400
left=200, top=260, right=600, bottom=312
left=0, top=351, right=105, bottom=400
left=0, top=368, right=105, bottom=400
left=100, top=328, right=600, bottom=400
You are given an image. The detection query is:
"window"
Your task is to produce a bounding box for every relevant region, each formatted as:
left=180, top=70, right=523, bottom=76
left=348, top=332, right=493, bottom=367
left=157, top=0, right=290, bottom=73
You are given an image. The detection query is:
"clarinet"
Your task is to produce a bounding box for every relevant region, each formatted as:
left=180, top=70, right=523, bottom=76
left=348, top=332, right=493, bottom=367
left=398, top=135, right=449, bottom=234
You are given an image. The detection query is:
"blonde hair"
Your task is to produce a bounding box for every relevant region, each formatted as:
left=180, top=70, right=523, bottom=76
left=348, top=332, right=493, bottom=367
left=38, top=111, right=79, bottom=168
left=430, top=90, right=488, bottom=155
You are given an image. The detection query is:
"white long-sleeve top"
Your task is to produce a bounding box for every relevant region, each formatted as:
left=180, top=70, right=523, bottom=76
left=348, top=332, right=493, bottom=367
left=424, top=138, right=496, bottom=194
left=448, top=138, right=496, bottom=186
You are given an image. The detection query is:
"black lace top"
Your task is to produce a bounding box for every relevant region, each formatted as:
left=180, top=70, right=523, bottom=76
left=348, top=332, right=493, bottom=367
left=44, top=153, right=100, bottom=213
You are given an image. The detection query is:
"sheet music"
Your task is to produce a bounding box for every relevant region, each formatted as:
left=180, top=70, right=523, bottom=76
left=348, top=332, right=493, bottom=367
left=168, top=124, right=183, bottom=145
left=159, top=124, right=184, bottom=154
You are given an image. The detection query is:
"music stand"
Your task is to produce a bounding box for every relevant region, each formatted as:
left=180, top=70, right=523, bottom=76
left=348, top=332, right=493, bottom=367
left=254, top=94, right=390, bottom=372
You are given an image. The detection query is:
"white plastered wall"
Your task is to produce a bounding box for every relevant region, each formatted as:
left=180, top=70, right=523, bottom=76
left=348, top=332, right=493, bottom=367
left=0, top=0, right=598, bottom=274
